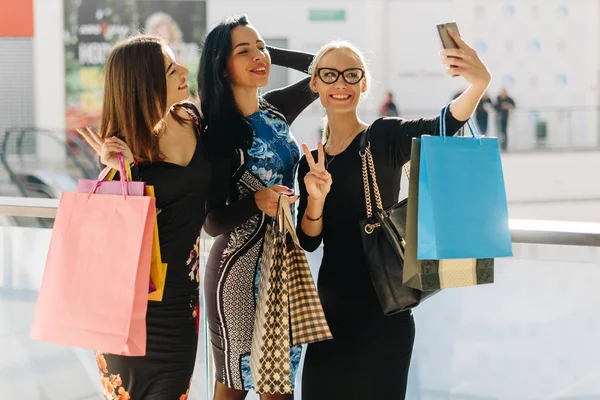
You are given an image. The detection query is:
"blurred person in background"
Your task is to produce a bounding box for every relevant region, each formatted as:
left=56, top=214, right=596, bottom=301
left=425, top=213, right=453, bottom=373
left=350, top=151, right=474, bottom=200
left=380, top=91, right=400, bottom=117
left=476, top=90, right=493, bottom=135
left=495, top=87, right=516, bottom=151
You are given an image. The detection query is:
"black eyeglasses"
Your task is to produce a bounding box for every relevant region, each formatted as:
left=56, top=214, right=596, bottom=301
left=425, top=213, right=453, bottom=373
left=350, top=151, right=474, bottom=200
left=317, top=68, right=365, bottom=85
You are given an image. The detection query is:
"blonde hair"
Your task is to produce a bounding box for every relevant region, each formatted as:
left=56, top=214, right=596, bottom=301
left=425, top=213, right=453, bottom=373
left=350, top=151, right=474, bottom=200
left=144, top=12, right=183, bottom=44
left=308, top=41, right=369, bottom=143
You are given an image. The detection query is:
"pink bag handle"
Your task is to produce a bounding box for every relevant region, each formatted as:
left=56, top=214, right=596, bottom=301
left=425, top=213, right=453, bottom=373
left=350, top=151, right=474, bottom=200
left=86, top=153, right=129, bottom=200
left=96, top=166, right=112, bottom=182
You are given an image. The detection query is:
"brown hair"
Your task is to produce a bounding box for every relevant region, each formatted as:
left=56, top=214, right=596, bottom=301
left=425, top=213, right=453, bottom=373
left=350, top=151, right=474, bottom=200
left=99, top=35, right=188, bottom=162
left=308, top=41, right=370, bottom=143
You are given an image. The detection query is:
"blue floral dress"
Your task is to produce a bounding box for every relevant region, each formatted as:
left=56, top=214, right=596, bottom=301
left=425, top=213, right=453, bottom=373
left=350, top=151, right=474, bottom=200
left=242, top=109, right=302, bottom=389
left=247, top=109, right=299, bottom=193
left=202, top=47, right=318, bottom=393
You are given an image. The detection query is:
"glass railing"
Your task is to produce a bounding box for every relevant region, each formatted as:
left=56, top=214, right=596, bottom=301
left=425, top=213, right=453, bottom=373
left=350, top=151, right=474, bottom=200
left=287, top=104, right=600, bottom=153
left=1, top=197, right=599, bottom=399
left=394, top=106, right=600, bottom=151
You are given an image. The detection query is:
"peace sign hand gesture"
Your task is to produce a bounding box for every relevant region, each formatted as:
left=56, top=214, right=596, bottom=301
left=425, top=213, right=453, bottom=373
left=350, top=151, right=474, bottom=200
left=76, top=127, right=135, bottom=171
left=302, top=142, right=332, bottom=202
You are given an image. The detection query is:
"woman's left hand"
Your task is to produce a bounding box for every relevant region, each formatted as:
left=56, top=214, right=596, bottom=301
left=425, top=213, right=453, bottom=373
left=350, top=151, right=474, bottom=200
left=439, top=29, right=491, bottom=88
left=76, top=127, right=135, bottom=168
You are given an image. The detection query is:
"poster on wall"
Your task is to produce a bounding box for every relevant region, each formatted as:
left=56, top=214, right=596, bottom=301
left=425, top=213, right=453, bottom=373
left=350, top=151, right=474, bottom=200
left=64, top=0, right=206, bottom=132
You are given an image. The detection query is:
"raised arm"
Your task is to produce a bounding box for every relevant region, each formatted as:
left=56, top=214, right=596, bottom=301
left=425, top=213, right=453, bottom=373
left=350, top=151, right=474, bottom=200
left=296, top=143, right=332, bottom=252
left=296, top=155, right=324, bottom=252
left=373, top=105, right=467, bottom=168
left=440, top=29, right=491, bottom=121
left=267, top=45, right=314, bottom=74
left=263, top=46, right=318, bottom=125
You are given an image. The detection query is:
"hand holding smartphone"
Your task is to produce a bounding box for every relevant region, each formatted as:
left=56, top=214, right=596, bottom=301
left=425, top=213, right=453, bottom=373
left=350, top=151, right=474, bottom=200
left=437, top=21, right=461, bottom=76
left=437, top=21, right=460, bottom=49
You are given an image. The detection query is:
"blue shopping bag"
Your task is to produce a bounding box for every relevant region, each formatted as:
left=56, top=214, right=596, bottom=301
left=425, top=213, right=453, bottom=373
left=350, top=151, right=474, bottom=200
left=417, top=106, right=512, bottom=260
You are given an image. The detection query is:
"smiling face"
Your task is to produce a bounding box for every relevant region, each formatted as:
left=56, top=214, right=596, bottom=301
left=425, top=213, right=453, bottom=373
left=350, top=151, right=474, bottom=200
left=163, top=45, right=190, bottom=109
left=226, top=25, right=271, bottom=88
left=311, top=48, right=368, bottom=115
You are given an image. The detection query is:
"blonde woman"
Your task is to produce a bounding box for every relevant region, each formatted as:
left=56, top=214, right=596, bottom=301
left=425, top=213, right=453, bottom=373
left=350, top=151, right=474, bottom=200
left=297, top=31, right=491, bottom=399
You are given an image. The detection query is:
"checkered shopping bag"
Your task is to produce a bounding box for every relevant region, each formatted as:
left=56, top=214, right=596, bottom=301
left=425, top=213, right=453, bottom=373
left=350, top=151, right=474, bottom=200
left=251, top=199, right=332, bottom=394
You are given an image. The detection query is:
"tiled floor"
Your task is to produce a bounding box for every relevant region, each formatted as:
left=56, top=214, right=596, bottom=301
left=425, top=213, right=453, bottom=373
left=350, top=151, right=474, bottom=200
left=0, top=289, right=208, bottom=399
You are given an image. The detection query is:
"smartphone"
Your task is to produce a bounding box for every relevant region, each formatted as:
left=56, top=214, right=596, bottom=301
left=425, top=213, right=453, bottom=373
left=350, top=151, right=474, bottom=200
left=436, top=21, right=460, bottom=49
left=436, top=21, right=460, bottom=76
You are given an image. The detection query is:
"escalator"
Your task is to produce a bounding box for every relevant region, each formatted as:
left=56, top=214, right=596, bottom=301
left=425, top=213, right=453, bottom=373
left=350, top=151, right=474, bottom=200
left=0, top=128, right=99, bottom=228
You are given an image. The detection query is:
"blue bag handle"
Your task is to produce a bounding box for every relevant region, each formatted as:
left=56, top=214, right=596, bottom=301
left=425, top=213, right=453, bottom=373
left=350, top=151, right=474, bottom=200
left=439, top=104, right=482, bottom=143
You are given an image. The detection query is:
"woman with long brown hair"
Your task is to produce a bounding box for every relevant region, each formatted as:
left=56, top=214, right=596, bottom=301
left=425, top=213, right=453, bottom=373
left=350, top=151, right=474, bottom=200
left=77, top=34, right=210, bottom=399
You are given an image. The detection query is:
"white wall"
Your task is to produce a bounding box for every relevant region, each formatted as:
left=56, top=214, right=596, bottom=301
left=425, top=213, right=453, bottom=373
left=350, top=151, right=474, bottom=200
left=33, top=0, right=66, bottom=162
left=387, top=0, right=461, bottom=112
left=456, top=0, right=600, bottom=149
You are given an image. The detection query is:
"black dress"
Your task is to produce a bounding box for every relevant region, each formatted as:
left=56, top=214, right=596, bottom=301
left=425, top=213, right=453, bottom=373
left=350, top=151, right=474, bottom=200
left=203, top=47, right=317, bottom=391
left=297, top=111, right=466, bottom=400
left=95, top=104, right=211, bottom=399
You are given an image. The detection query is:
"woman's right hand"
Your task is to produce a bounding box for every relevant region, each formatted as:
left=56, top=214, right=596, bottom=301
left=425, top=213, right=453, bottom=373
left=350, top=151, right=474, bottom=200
left=302, top=142, right=332, bottom=202
left=76, top=127, right=134, bottom=170
left=254, top=185, right=299, bottom=217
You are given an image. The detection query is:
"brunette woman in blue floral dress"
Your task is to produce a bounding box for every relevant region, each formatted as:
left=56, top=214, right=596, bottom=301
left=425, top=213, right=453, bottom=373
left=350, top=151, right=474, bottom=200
left=199, top=16, right=317, bottom=399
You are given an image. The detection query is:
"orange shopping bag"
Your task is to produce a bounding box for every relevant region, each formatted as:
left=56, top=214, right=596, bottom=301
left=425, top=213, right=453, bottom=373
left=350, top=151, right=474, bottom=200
left=31, top=155, right=155, bottom=356
left=145, top=185, right=167, bottom=302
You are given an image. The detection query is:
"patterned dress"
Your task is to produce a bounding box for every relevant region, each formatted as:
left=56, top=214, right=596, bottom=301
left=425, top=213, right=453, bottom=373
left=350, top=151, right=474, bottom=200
left=95, top=104, right=211, bottom=399
left=203, top=47, right=316, bottom=392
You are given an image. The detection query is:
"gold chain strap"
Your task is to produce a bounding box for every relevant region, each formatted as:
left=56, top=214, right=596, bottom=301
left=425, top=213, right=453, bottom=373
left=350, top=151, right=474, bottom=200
left=360, top=147, right=374, bottom=218
left=361, top=142, right=411, bottom=235
left=361, top=143, right=382, bottom=234
left=366, top=146, right=384, bottom=211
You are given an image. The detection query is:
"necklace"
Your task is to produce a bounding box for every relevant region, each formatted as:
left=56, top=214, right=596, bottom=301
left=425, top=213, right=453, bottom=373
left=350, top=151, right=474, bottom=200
left=325, top=153, right=337, bottom=169
left=324, top=125, right=365, bottom=169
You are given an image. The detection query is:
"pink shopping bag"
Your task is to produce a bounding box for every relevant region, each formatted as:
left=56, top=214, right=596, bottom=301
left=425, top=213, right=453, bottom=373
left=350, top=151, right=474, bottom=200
left=30, top=155, right=155, bottom=356
left=76, top=164, right=157, bottom=294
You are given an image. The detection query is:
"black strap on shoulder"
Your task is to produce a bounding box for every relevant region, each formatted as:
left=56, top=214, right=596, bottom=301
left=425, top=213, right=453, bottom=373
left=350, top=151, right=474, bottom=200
left=358, top=118, right=384, bottom=154
left=358, top=126, right=371, bottom=155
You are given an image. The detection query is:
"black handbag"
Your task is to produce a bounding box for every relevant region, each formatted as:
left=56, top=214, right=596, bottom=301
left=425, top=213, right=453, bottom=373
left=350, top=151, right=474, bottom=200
left=358, top=125, right=436, bottom=315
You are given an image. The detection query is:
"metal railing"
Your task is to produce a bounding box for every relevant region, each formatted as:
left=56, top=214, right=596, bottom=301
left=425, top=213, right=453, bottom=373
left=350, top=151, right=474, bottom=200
left=0, top=128, right=100, bottom=227
left=1, top=197, right=599, bottom=247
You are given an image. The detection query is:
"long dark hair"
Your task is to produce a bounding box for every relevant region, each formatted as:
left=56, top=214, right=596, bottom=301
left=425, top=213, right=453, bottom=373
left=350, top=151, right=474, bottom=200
left=198, top=15, right=254, bottom=158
